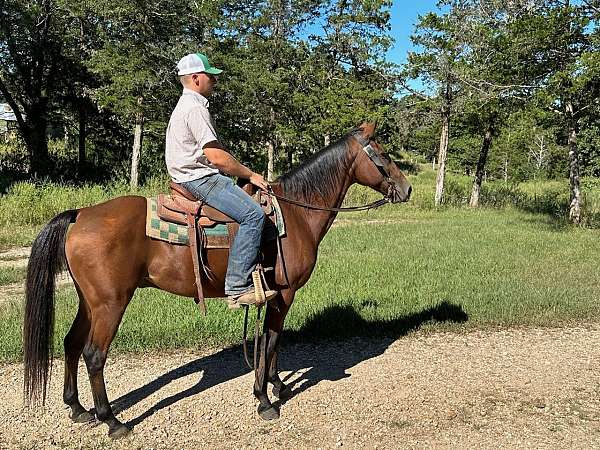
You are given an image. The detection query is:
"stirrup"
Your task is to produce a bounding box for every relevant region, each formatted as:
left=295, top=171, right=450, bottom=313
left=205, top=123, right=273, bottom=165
left=227, top=269, right=277, bottom=309
left=252, top=270, right=266, bottom=304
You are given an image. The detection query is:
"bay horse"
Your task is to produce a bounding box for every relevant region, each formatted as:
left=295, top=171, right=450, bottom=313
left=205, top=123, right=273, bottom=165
left=23, top=122, right=411, bottom=438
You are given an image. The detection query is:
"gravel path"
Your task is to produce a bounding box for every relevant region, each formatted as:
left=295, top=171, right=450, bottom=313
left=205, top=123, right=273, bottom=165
left=1, top=325, right=600, bottom=449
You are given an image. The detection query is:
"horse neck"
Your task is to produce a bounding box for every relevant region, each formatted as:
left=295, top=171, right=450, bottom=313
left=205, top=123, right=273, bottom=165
left=288, top=148, right=359, bottom=246
left=308, top=172, right=356, bottom=245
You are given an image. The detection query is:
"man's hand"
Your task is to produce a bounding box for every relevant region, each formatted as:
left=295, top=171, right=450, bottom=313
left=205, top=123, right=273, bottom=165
left=249, top=172, right=270, bottom=191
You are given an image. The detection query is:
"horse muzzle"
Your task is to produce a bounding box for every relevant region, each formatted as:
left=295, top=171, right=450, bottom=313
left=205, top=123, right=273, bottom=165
left=387, top=182, right=412, bottom=203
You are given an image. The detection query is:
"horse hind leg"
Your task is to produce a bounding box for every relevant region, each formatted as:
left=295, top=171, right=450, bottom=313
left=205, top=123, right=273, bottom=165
left=82, top=294, right=132, bottom=439
left=63, top=286, right=94, bottom=423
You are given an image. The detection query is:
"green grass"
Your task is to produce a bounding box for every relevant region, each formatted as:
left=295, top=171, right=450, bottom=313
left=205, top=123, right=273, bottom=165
left=0, top=175, right=168, bottom=228
left=1, top=206, right=599, bottom=362
left=0, top=227, right=38, bottom=251
left=0, top=176, right=169, bottom=249
left=0, top=169, right=598, bottom=248
left=0, top=266, right=26, bottom=285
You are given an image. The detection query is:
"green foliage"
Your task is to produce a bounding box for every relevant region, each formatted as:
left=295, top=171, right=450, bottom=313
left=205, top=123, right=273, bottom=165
left=0, top=0, right=599, bottom=200
left=0, top=176, right=168, bottom=227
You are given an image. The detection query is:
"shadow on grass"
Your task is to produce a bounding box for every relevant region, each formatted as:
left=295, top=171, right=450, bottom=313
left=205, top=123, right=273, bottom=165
left=112, top=300, right=467, bottom=429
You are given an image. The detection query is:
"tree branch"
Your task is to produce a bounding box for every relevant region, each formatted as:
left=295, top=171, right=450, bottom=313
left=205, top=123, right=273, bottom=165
left=398, top=80, right=429, bottom=100
left=582, top=0, right=600, bottom=15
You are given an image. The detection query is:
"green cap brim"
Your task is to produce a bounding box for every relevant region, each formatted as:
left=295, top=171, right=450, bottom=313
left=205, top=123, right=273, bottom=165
left=204, top=67, right=222, bottom=75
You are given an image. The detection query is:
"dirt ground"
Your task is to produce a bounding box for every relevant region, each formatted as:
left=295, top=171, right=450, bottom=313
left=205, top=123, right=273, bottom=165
left=1, top=325, right=600, bottom=449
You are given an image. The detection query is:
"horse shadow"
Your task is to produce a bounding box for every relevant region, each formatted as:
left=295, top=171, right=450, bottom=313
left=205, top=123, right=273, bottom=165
left=111, top=300, right=468, bottom=428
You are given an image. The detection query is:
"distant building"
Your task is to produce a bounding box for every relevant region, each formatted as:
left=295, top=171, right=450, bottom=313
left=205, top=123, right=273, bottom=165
left=0, top=103, right=17, bottom=122
left=0, top=103, right=19, bottom=139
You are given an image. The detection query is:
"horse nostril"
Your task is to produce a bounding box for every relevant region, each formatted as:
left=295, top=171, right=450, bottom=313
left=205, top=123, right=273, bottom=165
left=407, top=185, right=412, bottom=199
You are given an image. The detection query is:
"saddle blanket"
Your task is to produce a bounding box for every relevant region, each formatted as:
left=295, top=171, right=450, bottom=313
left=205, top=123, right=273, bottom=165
left=145, top=196, right=285, bottom=247
left=146, top=198, right=228, bottom=246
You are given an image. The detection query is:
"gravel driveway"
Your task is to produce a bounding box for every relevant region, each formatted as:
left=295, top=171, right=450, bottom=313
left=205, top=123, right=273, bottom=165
left=1, top=325, right=599, bottom=449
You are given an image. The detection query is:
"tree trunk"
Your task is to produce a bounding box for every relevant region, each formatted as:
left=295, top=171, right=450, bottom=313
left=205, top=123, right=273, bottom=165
left=130, top=96, right=144, bottom=189
left=28, top=124, right=49, bottom=177
left=78, top=102, right=86, bottom=176
left=469, top=126, right=493, bottom=207
left=63, top=124, right=70, bottom=151
left=435, top=80, right=452, bottom=206
left=267, top=141, right=275, bottom=181
left=287, top=148, right=293, bottom=171
left=22, top=101, right=49, bottom=177
left=566, top=101, right=582, bottom=224
left=435, top=107, right=450, bottom=206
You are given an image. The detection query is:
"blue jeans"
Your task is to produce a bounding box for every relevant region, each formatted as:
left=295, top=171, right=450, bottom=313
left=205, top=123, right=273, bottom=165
left=181, top=174, right=266, bottom=295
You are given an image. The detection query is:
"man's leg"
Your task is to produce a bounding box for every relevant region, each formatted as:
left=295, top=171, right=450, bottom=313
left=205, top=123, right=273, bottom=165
left=181, top=174, right=265, bottom=295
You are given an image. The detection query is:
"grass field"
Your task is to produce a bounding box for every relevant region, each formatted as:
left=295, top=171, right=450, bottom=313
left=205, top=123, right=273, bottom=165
left=0, top=266, right=26, bottom=286
left=1, top=204, right=599, bottom=362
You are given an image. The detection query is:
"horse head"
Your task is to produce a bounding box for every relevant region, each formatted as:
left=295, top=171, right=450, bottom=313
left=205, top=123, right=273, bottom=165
left=352, top=122, right=412, bottom=203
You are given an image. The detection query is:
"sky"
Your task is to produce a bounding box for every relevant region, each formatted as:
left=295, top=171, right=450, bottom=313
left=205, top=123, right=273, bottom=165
left=387, top=1, right=442, bottom=66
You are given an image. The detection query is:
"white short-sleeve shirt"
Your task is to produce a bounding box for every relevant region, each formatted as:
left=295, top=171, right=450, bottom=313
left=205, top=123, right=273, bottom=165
left=165, top=88, right=220, bottom=183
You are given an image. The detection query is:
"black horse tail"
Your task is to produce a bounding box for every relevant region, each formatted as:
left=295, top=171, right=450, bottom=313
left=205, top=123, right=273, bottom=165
left=23, top=209, right=78, bottom=406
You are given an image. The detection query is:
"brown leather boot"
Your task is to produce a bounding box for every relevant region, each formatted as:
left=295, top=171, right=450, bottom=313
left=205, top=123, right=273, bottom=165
left=227, top=289, right=277, bottom=309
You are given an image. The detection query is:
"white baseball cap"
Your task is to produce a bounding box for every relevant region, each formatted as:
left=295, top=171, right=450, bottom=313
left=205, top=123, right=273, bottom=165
left=177, top=53, right=223, bottom=76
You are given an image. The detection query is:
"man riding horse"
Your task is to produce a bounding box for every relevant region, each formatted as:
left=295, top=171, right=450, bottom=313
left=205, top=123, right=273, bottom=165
left=165, top=52, right=277, bottom=308
left=23, top=51, right=412, bottom=439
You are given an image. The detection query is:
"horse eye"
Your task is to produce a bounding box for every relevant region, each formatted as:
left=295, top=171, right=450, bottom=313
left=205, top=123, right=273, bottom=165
left=380, top=152, right=391, bottom=162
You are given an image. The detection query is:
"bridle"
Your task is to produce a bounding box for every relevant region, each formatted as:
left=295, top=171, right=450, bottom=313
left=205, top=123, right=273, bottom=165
left=266, top=138, right=400, bottom=212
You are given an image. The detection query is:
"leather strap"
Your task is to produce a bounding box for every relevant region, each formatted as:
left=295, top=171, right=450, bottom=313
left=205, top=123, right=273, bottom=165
left=268, top=188, right=389, bottom=212
left=186, top=212, right=207, bottom=315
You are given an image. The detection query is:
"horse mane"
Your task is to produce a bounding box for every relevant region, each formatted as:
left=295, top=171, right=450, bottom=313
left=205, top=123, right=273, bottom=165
left=277, top=128, right=363, bottom=202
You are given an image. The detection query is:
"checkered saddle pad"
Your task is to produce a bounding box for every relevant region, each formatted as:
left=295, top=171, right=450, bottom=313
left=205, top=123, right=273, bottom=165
left=146, top=198, right=231, bottom=247
left=145, top=197, right=283, bottom=248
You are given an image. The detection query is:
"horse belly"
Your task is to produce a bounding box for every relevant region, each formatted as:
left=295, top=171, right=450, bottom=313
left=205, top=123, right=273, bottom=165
left=146, top=241, right=228, bottom=298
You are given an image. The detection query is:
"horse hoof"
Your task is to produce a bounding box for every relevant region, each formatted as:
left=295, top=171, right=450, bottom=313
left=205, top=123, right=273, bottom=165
left=272, top=384, right=293, bottom=400
left=71, top=410, right=94, bottom=423
left=258, top=405, right=280, bottom=421
left=108, top=424, right=131, bottom=439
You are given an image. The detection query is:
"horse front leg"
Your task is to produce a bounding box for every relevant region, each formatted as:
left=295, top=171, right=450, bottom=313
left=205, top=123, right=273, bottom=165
left=268, top=336, right=292, bottom=400
left=254, top=298, right=290, bottom=420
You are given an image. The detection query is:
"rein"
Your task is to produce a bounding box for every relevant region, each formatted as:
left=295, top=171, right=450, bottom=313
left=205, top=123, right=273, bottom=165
left=265, top=140, right=395, bottom=212
left=267, top=188, right=390, bottom=212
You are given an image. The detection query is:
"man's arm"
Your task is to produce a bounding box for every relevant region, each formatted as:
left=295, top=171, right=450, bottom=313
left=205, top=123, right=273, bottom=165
left=203, top=142, right=270, bottom=190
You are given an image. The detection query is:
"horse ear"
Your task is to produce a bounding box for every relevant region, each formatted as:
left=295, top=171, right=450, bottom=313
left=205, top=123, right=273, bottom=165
left=359, top=122, right=376, bottom=139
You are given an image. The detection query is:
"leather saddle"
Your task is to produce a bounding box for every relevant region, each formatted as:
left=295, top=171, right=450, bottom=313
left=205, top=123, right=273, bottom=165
left=156, top=181, right=275, bottom=315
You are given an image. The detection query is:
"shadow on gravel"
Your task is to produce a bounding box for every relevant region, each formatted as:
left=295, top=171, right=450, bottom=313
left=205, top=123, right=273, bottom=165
left=112, top=300, right=467, bottom=428
left=277, top=300, right=468, bottom=405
